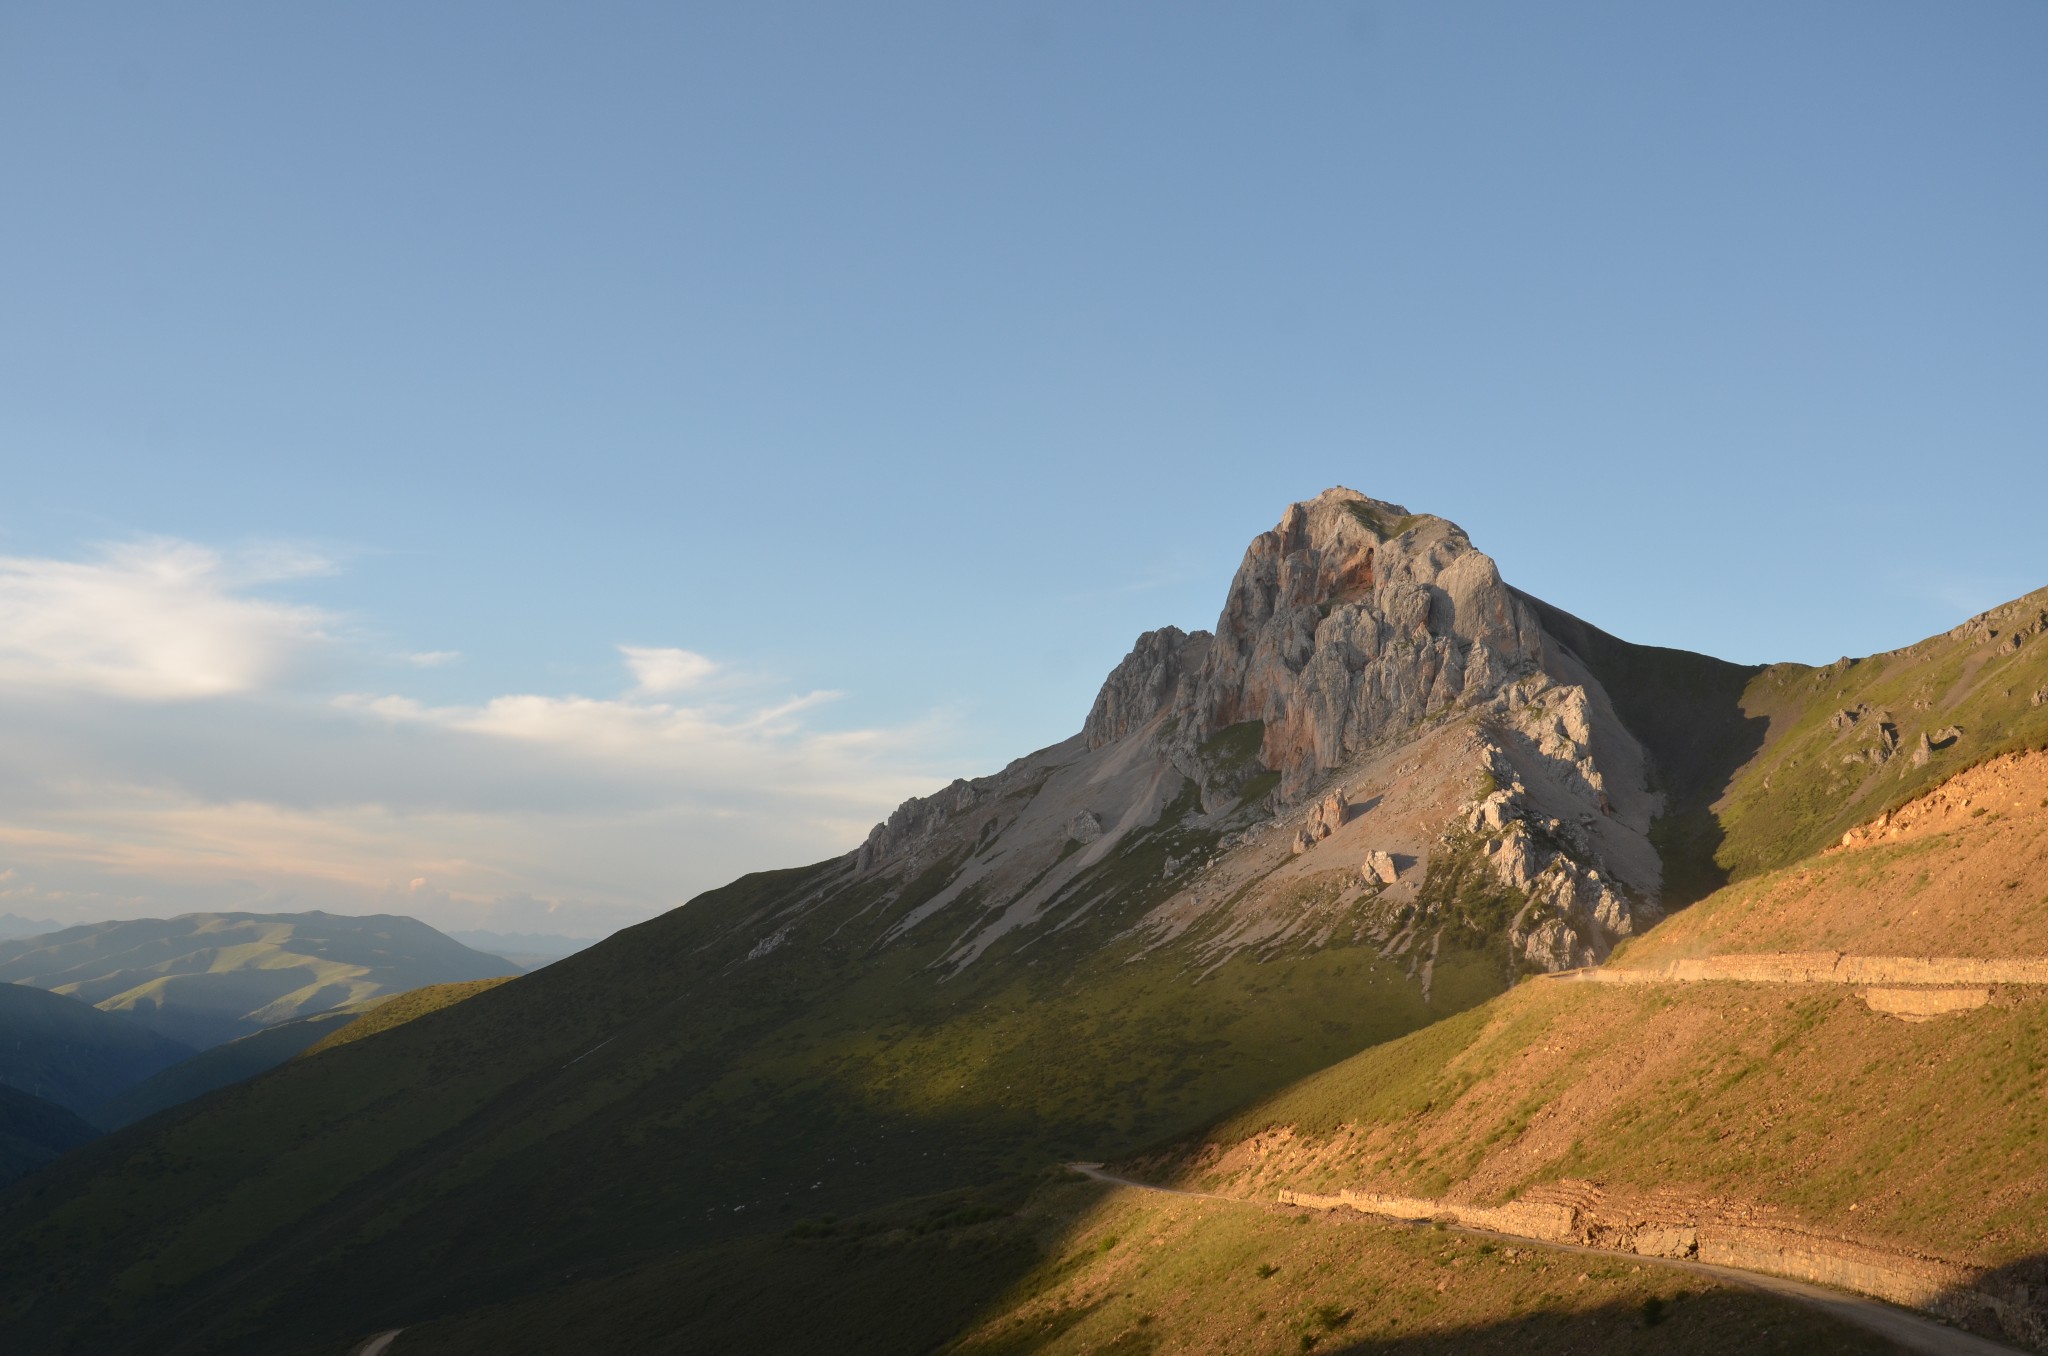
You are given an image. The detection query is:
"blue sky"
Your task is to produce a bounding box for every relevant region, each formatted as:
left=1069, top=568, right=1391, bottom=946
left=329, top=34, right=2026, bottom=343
left=1, top=2, right=2042, bottom=934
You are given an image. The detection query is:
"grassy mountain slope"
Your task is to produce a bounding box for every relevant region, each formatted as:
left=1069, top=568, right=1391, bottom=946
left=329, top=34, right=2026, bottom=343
left=0, top=912, right=518, bottom=1050
left=397, top=1176, right=1905, bottom=1356
left=0, top=781, right=1496, bottom=1356
left=1618, top=745, right=2048, bottom=962
left=88, top=981, right=514, bottom=1133
left=1706, top=590, right=2048, bottom=877
left=298, top=977, right=515, bottom=1057
left=1154, top=978, right=2048, bottom=1270
left=89, top=1001, right=382, bottom=1132
left=0, top=981, right=195, bottom=1114
left=1524, top=587, right=2048, bottom=909
left=0, top=1082, right=98, bottom=1188
left=1126, top=748, right=2048, bottom=1347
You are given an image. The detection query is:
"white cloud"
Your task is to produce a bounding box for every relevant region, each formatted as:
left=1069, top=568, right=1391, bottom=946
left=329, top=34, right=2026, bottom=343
left=620, top=645, right=718, bottom=695
left=0, top=538, right=334, bottom=700
left=0, top=581, right=966, bottom=937
left=405, top=650, right=462, bottom=668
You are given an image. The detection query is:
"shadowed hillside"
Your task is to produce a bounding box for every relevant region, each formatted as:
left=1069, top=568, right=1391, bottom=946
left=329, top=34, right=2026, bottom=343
left=0, top=981, right=193, bottom=1114
left=0, top=1083, right=97, bottom=1188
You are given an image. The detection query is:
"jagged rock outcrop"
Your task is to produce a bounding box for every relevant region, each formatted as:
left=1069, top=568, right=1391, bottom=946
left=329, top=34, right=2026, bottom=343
left=1085, top=488, right=1546, bottom=801
left=1462, top=753, right=1660, bottom=970
left=1291, top=787, right=1349, bottom=853
left=1084, top=627, right=1210, bottom=749
left=846, top=485, right=1664, bottom=979
left=855, top=774, right=1002, bottom=874
left=1830, top=705, right=1900, bottom=767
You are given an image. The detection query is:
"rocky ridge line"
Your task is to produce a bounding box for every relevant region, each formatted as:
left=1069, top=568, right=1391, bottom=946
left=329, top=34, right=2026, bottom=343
left=843, top=487, right=1664, bottom=977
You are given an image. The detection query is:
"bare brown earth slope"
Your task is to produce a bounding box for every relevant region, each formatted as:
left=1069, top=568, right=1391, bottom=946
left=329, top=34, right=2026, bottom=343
left=1617, top=747, right=2048, bottom=961
left=1140, top=754, right=2048, bottom=1350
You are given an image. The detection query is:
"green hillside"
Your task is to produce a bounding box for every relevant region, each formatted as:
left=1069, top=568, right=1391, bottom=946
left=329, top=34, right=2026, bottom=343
left=296, top=977, right=514, bottom=1058
left=1527, top=587, right=2048, bottom=905
left=0, top=1082, right=98, bottom=1189
left=1154, top=978, right=2048, bottom=1269
left=1705, top=588, right=2048, bottom=881
left=0, top=807, right=1492, bottom=1356
left=396, top=1175, right=1903, bottom=1356
left=0, top=981, right=195, bottom=1115
left=0, top=912, right=519, bottom=1049
left=89, top=1003, right=380, bottom=1132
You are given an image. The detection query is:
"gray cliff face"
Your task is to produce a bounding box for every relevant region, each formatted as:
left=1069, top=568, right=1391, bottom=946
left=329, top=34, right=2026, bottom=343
left=1082, top=626, right=1209, bottom=749
left=1090, top=488, right=1546, bottom=800
left=844, top=486, right=1662, bottom=978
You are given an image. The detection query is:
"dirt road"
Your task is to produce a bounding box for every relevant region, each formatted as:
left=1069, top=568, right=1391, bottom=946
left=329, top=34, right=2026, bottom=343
left=1067, top=1164, right=2024, bottom=1356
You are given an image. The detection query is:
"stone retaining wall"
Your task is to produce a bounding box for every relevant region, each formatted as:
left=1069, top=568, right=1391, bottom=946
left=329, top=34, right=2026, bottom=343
left=1276, top=1186, right=2045, bottom=1348
left=1862, top=987, right=1993, bottom=1018
left=1585, top=953, right=2048, bottom=987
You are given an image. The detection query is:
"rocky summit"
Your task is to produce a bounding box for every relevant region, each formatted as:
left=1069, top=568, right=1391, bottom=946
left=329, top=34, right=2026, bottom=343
left=854, top=487, right=1661, bottom=977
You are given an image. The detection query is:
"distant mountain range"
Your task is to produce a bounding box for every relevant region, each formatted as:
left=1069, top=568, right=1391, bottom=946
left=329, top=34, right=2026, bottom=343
left=0, top=911, right=518, bottom=1049
left=0, top=912, right=62, bottom=939
left=447, top=929, right=603, bottom=970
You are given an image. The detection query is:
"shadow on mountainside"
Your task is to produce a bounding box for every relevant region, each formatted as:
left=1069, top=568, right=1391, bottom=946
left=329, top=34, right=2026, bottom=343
left=0, top=830, right=1483, bottom=1356
left=1517, top=591, right=1770, bottom=907
left=314, top=1175, right=1929, bottom=1356
left=1935, top=1252, right=2048, bottom=1351
left=1300, top=1293, right=1919, bottom=1356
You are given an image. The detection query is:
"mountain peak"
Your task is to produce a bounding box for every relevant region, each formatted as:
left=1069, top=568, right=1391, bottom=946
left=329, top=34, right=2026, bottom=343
left=1086, top=487, right=1537, bottom=800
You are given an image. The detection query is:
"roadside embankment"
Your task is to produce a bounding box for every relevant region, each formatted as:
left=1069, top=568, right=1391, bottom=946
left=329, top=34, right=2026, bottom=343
left=1276, top=1185, right=2038, bottom=1350
left=1585, top=954, right=2048, bottom=987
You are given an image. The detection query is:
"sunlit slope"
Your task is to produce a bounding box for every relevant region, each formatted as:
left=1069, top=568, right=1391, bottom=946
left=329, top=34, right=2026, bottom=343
left=396, top=1177, right=1903, bottom=1356
left=0, top=823, right=1479, bottom=1356
left=0, top=981, right=194, bottom=1114
left=1138, top=754, right=2048, bottom=1345
left=1159, top=978, right=2048, bottom=1266
left=1618, top=746, right=2048, bottom=963
left=0, top=912, right=519, bottom=1048
left=1530, top=586, right=2048, bottom=905
left=297, top=976, right=514, bottom=1057
left=1703, top=588, right=2048, bottom=886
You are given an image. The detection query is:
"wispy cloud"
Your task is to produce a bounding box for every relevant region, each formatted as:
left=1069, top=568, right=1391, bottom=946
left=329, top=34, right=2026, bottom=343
left=0, top=538, right=334, bottom=700
left=620, top=645, right=717, bottom=694
left=0, top=544, right=959, bottom=937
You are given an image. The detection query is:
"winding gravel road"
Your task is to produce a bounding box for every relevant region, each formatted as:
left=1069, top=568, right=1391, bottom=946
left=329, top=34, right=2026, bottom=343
left=1067, top=1164, right=2025, bottom=1356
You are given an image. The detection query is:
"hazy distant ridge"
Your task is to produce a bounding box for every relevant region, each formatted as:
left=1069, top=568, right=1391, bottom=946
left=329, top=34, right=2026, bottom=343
left=0, top=912, right=518, bottom=1049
